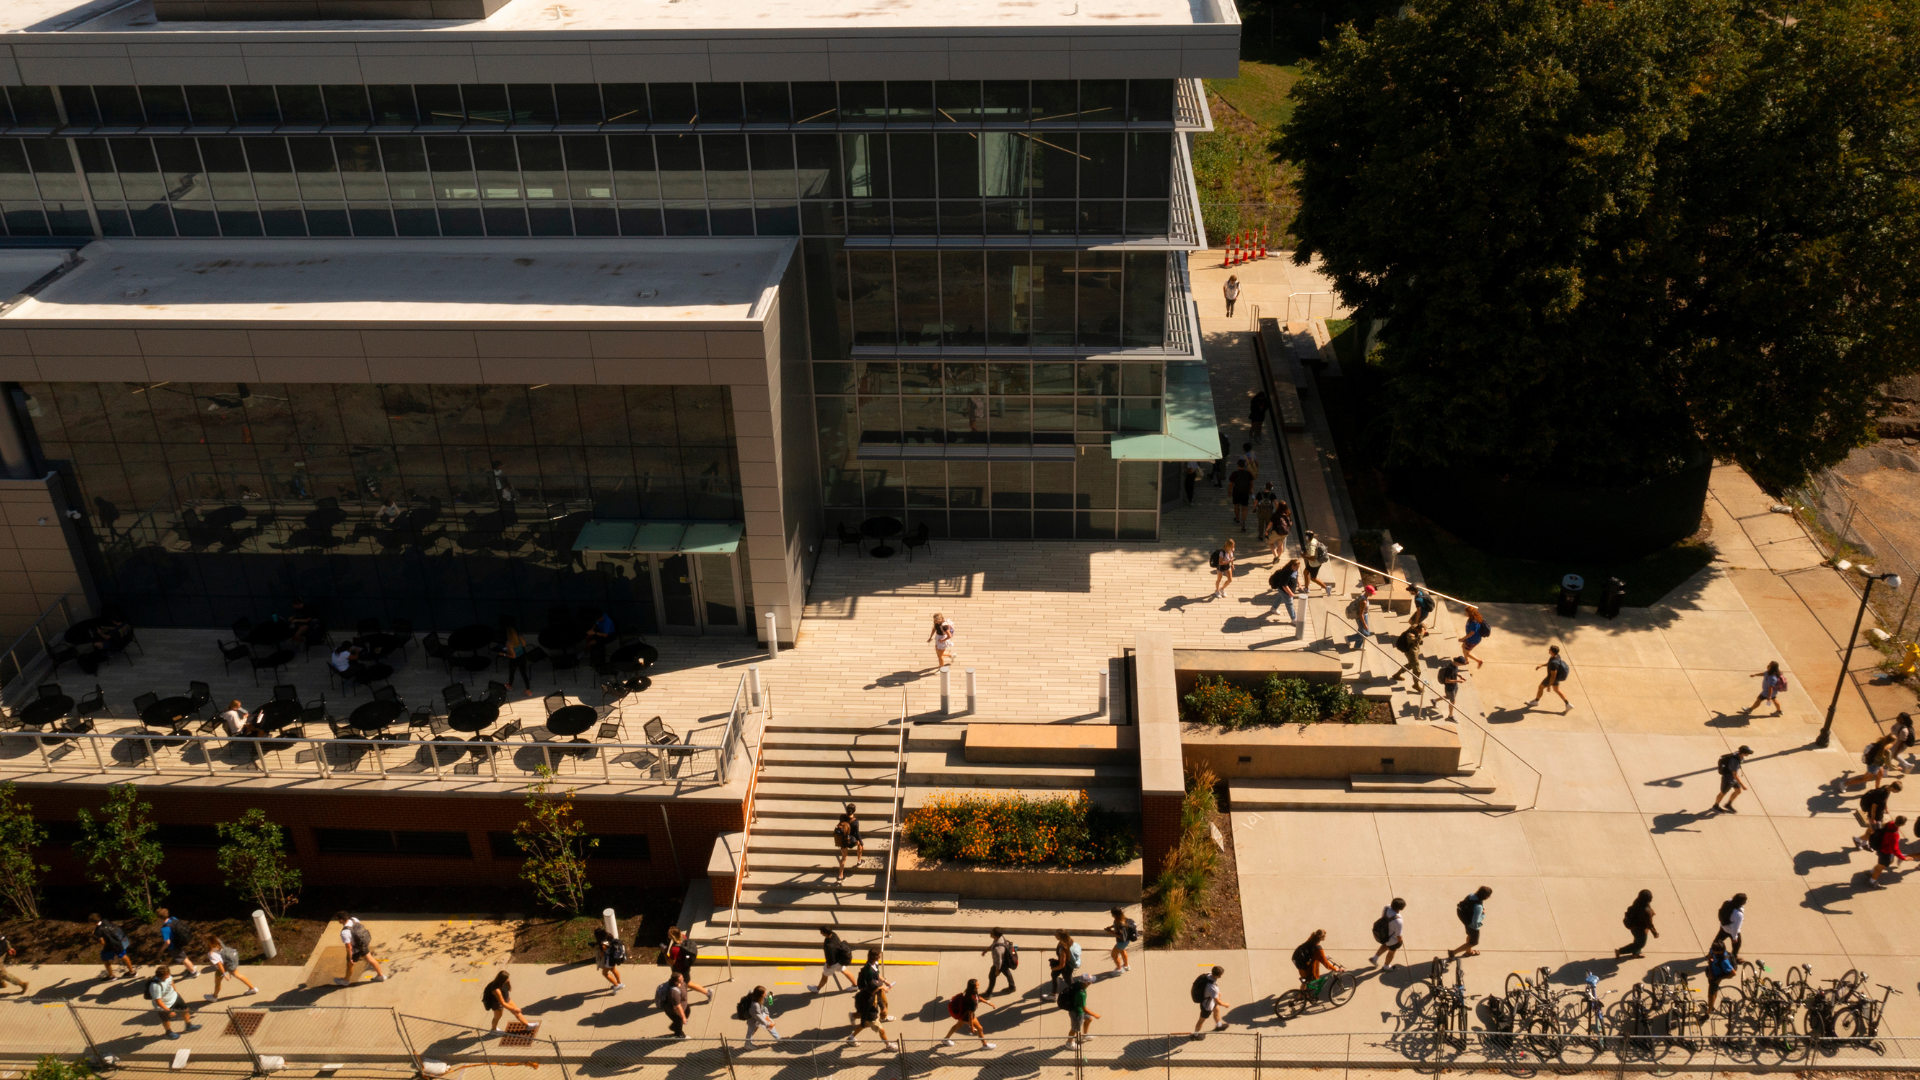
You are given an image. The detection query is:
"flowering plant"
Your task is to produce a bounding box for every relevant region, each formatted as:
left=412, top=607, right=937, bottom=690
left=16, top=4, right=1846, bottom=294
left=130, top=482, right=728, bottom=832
left=903, top=790, right=1137, bottom=867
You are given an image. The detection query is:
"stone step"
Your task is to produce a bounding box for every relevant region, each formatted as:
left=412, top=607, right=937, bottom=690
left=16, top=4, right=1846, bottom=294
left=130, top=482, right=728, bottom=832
left=755, top=794, right=898, bottom=818
left=905, top=750, right=1137, bottom=790
left=689, top=920, right=1133, bottom=954
left=746, top=849, right=884, bottom=873
left=735, top=888, right=960, bottom=914
left=1348, top=773, right=1495, bottom=794
left=753, top=833, right=893, bottom=856
left=708, top=900, right=1127, bottom=939
left=1230, top=778, right=1516, bottom=813
left=760, top=764, right=900, bottom=785
left=763, top=731, right=907, bottom=751
left=743, top=867, right=885, bottom=891
left=763, top=718, right=906, bottom=735
left=754, top=817, right=897, bottom=837
left=761, top=747, right=901, bottom=767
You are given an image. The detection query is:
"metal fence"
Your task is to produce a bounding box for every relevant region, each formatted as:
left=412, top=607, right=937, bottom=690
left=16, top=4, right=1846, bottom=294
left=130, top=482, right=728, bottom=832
left=0, top=592, right=83, bottom=707
left=1788, top=471, right=1920, bottom=643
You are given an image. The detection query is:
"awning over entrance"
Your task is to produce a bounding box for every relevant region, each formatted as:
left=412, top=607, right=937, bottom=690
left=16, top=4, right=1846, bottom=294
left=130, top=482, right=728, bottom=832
left=1110, top=360, right=1221, bottom=461
left=573, top=520, right=745, bottom=555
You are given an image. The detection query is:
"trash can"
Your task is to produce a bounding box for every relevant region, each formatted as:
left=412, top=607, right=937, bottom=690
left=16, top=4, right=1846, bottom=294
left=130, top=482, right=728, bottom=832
left=1599, top=576, right=1626, bottom=619
left=1557, top=574, right=1585, bottom=618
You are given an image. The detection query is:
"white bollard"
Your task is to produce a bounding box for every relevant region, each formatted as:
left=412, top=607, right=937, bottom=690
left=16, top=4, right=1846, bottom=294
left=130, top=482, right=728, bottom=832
left=602, top=907, right=619, bottom=939
left=749, top=664, right=763, bottom=709
left=1099, top=671, right=1110, bottom=716
left=765, top=611, right=779, bottom=658
left=251, top=909, right=276, bottom=961
left=966, top=668, right=977, bottom=714
left=940, top=667, right=951, bottom=715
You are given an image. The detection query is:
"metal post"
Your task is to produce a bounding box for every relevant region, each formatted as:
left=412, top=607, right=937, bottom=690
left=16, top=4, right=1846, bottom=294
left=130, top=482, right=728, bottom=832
left=1817, top=576, right=1879, bottom=749
left=748, top=664, right=762, bottom=709
left=602, top=908, right=619, bottom=939
left=939, top=667, right=951, bottom=715
left=765, top=611, right=778, bottom=658
left=252, top=908, right=277, bottom=960
left=1099, top=671, right=1110, bottom=716
left=965, top=668, right=977, bottom=714
left=659, top=803, right=684, bottom=882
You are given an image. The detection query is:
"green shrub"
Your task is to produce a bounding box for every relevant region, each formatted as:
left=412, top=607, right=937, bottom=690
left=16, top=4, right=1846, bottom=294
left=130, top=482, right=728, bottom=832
left=1186, top=674, right=1383, bottom=726
left=26, top=1057, right=93, bottom=1080
left=904, top=791, right=1139, bottom=867
left=1183, top=676, right=1262, bottom=729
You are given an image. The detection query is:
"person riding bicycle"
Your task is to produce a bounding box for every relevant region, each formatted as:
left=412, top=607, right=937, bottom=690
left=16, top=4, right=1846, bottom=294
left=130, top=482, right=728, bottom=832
left=1291, top=929, right=1344, bottom=991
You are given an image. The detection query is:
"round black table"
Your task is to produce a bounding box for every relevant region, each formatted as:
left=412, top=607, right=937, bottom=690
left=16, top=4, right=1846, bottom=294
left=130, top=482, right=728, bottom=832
left=140, top=696, right=197, bottom=729
left=539, top=625, right=585, bottom=651
left=546, top=704, right=598, bottom=737
left=355, top=662, right=395, bottom=685
left=347, top=699, right=407, bottom=733
left=448, top=624, right=496, bottom=652
left=610, top=642, right=659, bottom=669
left=447, top=701, right=500, bottom=733
left=861, top=516, right=904, bottom=558
left=18, top=695, right=73, bottom=728
left=63, top=618, right=105, bottom=646
left=362, top=633, right=404, bottom=658
left=247, top=622, right=294, bottom=647
left=253, top=699, right=304, bottom=733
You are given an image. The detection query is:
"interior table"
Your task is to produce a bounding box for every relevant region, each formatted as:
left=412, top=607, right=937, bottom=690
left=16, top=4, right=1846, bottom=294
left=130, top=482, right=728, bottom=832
left=354, top=663, right=395, bottom=686
left=247, top=622, right=295, bottom=647
left=447, top=624, right=496, bottom=653
left=347, top=699, right=407, bottom=733
left=546, top=704, right=598, bottom=738
left=610, top=642, right=660, bottom=669
left=19, top=695, right=73, bottom=729
left=861, top=516, right=905, bottom=558
left=63, top=618, right=105, bottom=646
left=140, top=695, right=197, bottom=731
left=253, top=699, right=305, bottom=733
left=447, top=701, right=501, bottom=733
left=361, top=633, right=405, bottom=658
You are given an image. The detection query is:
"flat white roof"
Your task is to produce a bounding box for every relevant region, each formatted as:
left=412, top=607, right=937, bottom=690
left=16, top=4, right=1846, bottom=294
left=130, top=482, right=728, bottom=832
left=1, top=238, right=794, bottom=326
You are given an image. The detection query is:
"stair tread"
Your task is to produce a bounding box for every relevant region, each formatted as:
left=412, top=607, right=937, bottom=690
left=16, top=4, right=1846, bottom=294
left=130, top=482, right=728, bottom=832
left=760, top=765, right=900, bottom=782
left=762, top=748, right=901, bottom=765
left=1231, top=778, right=1514, bottom=812
left=1349, top=773, right=1495, bottom=794
left=907, top=750, right=1138, bottom=788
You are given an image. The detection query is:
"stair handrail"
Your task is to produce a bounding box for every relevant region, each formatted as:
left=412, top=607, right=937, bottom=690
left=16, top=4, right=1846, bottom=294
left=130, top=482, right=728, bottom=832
left=1316, top=602, right=1544, bottom=812
left=878, top=687, right=908, bottom=970
left=1319, top=550, right=1477, bottom=617
left=723, top=672, right=765, bottom=978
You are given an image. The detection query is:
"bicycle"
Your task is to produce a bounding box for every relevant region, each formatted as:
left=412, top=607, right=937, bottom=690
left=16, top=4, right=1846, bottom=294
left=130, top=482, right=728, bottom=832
left=1401, top=956, right=1470, bottom=1050
left=1555, top=972, right=1614, bottom=1059
left=1273, top=967, right=1357, bottom=1020
left=1834, top=983, right=1900, bottom=1047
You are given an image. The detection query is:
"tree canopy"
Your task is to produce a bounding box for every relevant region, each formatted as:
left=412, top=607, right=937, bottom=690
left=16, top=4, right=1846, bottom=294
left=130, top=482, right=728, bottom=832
left=1280, top=0, right=1920, bottom=490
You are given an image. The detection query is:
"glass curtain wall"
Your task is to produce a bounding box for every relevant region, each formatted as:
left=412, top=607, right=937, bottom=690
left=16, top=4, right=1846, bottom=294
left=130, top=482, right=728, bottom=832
left=17, top=381, right=740, bottom=630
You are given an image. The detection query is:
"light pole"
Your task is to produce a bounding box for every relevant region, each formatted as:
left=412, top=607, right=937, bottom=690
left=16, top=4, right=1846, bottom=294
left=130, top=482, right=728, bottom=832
left=1815, top=561, right=1903, bottom=749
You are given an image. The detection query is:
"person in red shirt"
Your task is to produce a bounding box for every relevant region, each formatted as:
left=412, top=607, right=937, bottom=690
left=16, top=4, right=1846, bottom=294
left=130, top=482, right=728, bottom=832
left=1868, top=815, right=1909, bottom=886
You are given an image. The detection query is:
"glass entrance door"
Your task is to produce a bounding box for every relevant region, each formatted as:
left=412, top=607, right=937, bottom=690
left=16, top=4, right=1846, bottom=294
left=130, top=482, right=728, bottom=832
left=655, top=554, right=701, bottom=634
left=697, top=553, right=740, bottom=628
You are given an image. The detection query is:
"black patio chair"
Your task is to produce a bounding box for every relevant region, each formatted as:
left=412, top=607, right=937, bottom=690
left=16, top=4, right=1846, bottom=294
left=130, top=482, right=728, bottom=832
left=230, top=617, right=254, bottom=641
left=76, top=685, right=108, bottom=721
left=372, top=684, right=401, bottom=705
left=272, top=684, right=299, bottom=703
left=442, top=683, right=471, bottom=709
left=187, top=681, right=212, bottom=712
left=217, top=639, right=252, bottom=675
left=543, top=693, right=570, bottom=716
left=482, top=681, right=509, bottom=707
left=250, top=649, right=294, bottom=686
left=132, top=691, right=160, bottom=716
left=836, top=522, right=865, bottom=555
left=389, top=618, right=415, bottom=656
left=421, top=632, right=454, bottom=673
left=643, top=715, right=679, bottom=745
left=38, top=684, right=64, bottom=701
left=903, top=522, right=933, bottom=561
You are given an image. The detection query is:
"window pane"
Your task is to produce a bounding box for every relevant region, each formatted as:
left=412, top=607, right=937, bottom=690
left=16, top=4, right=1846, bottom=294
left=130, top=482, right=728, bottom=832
left=1032, top=252, right=1076, bottom=346
left=848, top=252, right=896, bottom=347
left=702, top=134, right=749, bottom=198
left=1123, top=252, right=1168, bottom=348
left=940, top=251, right=985, bottom=347
left=895, top=252, right=940, bottom=347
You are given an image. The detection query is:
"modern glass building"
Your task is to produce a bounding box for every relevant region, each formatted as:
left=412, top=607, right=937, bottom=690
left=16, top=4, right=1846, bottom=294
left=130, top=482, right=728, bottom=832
left=0, top=0, right=1236, bottom=639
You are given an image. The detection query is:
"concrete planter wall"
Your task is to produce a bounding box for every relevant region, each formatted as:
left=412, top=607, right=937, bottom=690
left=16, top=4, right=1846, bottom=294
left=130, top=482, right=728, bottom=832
left=1181, top=722, right=1460, bottom=780
left=1172, top=648, right=1344, bottom=700
left=893, top=845, right=1143, bottom=902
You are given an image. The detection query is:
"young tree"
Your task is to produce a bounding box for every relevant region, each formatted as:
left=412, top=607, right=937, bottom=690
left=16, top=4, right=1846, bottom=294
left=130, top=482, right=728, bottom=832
left=514, top=767, right=595, bottom=915
left=0, top=782, right=49, bottom=919
left=74, top=784, right=167, bottom=922
left=215, top=809, right=302, bottom=920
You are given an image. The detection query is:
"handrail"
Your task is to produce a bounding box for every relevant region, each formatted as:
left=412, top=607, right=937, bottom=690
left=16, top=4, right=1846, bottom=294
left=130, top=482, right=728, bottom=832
left=723, top=677, right=767, bottom=978
left=1321, top=550, right=1477, bottom=615
left=1247, top=328, right=1310, bottom=555
left=878, top=687, right=908, bottom=969
left=717, top=671, right=751, bottom=785
left=0, top=592, right=82, bottom=704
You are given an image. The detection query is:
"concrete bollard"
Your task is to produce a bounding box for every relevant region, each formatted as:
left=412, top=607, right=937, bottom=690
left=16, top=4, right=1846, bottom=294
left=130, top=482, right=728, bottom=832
left=251, top=909, right=276, bottom=960
left=765, top=611, right=779, bottom=658
left=1099, top=671, right=1110, bottom=716
left=940, top=667, right=951, bottom=715
left=966, top=668, right=977, bottom=714
left=602, top=908, right=619, bottom=939
left=749, top=664, right=763, bottom=709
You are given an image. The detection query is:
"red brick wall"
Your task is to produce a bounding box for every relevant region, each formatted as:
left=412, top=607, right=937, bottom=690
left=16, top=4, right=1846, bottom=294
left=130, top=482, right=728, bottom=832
left=1140, top=792, right=1183, bottom=880
left=20, top=784, right=745, bottom=889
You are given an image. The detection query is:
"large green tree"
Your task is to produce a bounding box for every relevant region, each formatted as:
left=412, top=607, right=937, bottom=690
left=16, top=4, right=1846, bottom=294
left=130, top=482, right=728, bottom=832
left=1280, top=0, right=1920, bottom=489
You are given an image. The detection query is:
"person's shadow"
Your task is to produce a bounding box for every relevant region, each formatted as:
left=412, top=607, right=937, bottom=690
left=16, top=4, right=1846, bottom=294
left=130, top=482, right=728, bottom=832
left=1648, top=810, right=1715, bottom=835
left=865, top=670, right=925, bottom=689
left=1793, top=847, right=1854, bottom=879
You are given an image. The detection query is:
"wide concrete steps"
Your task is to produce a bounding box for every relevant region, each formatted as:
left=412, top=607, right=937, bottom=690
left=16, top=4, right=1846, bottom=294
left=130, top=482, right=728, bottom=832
left=735, top=888, right=960, bottom=915
left=760, top=764, right=899, bottom=785
left=763, top=731, right=905, bottom=751
left=743, top=867, right=885, bottom=891
left=755, top=783, right=897, bottom=807
left=753, top=833, right=893, bottom=857
left=708, top=901, right=1120, bottom=939
left=905, top=749, right=1137, bottom=789
left=1349, top=773, right=1495, bottom=794
left=747, top=850, right=884, bottom=874
left=687, top=920, right=1119, bottom=954
left=761, top=719, right=904, bottom=735
left=1231, top=774, right=1516, bottom=812
left=761, top=747, right=901, bottom=767
left=755, top=817, right=896, bottom=837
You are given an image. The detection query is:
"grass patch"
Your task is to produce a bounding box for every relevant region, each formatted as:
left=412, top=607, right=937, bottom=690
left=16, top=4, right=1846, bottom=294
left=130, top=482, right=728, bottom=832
left=1208, top=59, right=1303, bottom=128
left=1387, top=516, right=1716, bottom=607
left=1197, top=60, right=1303, bottom=244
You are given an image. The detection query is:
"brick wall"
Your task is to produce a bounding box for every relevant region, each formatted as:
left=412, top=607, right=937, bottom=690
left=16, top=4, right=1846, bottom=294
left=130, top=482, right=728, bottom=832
left=1140, top=791, right=1183, bottom=880
left=20, top=783, right=745, bottom=889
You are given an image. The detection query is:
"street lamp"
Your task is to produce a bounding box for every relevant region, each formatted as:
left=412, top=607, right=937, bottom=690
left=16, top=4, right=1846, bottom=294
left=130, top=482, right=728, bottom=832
left=1815, top=561, right=1904, bottom=749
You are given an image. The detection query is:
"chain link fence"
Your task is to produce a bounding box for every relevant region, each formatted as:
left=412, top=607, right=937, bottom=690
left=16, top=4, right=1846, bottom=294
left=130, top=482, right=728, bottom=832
left=1787, top=471, right=1920, bottom=644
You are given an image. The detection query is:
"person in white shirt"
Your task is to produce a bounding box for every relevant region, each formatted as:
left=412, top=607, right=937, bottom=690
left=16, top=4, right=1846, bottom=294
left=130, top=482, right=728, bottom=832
left=1713, top=893, right=1746, bottom=962
left=205, top=935, right=258, bottom=999
left=1368, top=898, right=1407, bottom=969
left=329, top=642, right=361, bottom=693
left=219, top=699, right=262, bottom=738
left=334, top=912, right=388, bottom=985
left=927, top=614, right=956, bottom=669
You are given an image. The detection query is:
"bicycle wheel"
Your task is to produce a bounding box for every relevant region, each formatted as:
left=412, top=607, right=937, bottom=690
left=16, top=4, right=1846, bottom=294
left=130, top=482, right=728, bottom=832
left=1834, top=1006, right=1871, bottom=1040
left=1273, top=990, right=1305, bottom=1020
left=1325, top=970, right=1357, bottom=1007
left=1786, top=966, right=1809, bottom=1003
left=1838, top=969, right=1866, bottom=998
left=1506, top=971, right=1530, bottom=998
left=1399, top=985, right=1434, bottom=1029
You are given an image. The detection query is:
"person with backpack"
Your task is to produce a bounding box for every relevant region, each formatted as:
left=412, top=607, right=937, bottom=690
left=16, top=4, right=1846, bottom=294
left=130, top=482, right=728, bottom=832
left=845, top=951, right=896, bottom=1050
left=1746, top=661, right=1788, bottom=715
left=1183, top=462, right=1201, bottom=505
left=483, top=971, right=539, bottom=1035
left=655, top=972, right=689, bottom=1038
left=939, top=978, right=998, bottom=1050
left=1855, top=780, right=1903, bottom=850
left=738, top=985, right=782, bottom=1047
left=1266, top=558, right=1303, bottom=622
left=1389, top=624, right=1427, bottom=683
left=1344, top=584, right=1377, bottom=644
left=1847, top=735, right=1902, bottom=791
left=1457, top=605, right=1489, bottom=668
left=1527, top=645, right=1571, bottom=710
left=1437, top=657, right=1466, bottom=720
left=155, top=909, right=199, bottom=978
left=1302, top=531, right=1335, bottom=596
left=204, top=935, right=258, bottom=999
left=334, top=912, right=389, bottom=985
left=856, top=949, right=896, bottom=1020
left=1867, top=815, right=1910, bottom=886
left=1210, top=538, right=1237, bottom=600
left=145, top=966, right=199, bottom=1039
left=1710, top=746, right=1754, bottom=813
left=1263, top=499, right=1292, bottom=563
left=1254, top=482, right=1278, bottom=539
left=1615, top=890, right=1659, bottom=959
left=1291, top=930, right=1343, bottom=991
left=666, top=927, right=711, bottom=1000
left=1190, top=965, right=1229, bottom=1037
left=92, top=913, right=136, bottom=980
left=592, top=927, right=625, bottom=991
left=1367, top=898, right=1406, bottom=969
left=1712, top=893, right=1746, bottom=962
left=1061, top=975, right=1099, bottom=1045
left=1704, top=939, right=1739, bottom=1007
left=812, top=928, right=855, bottom=993
left=981, top=928, right=1018, bottom=998
left=1108, top=908, right=1136, bottom=973
left=1249, top=389, right=1270, bottom=439
left=1409, top=585, right=1436, bottom=629
left=1049, top=930, right=1081, bottom=993
left=0, top=933, right=26, bottom=994
left=834, top=804, right=866, bottom=884
left=1447, top=886, right=1492, bottom=958
left=1227, top=460, right=1254, bottom=530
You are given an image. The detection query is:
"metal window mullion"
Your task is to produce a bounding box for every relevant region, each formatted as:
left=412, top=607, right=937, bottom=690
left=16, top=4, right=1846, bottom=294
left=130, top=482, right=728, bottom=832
left=49, top=88, right=104, bottom=239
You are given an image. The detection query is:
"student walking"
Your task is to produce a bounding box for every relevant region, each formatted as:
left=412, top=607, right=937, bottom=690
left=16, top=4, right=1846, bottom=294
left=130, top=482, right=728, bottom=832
left=1267, top=558, right=1302, bottom=621
left=144, top=967, right=199, bottom=1039
left=1248, top=390, right=1270, bottom=438
left=982, top=928, right=1018, bottom=997
left=1109, top=908, right=1136, bottom=973
left=1457, top=605, right=1489, bottom=668
left=739, top=985, right=781, bottom=1047
left=1867, top=816, right=1909, bottom=886
left=858, top=950, right=895, bottom=1020
left=1223, top=274, right=1240, bottom=318
left=1855, top=781, right=1903, bottom=850
left=834, top=803, right=867, bottom=883
left=1049, top=930, right=1082, bottom=993
left=204, top=936, right=258, bottom=999
left=1390, top=624, right=1427, bottom=682
left=1747, top=662, right=1788, bottom=715
left=1847, top=735, right=1901, bottom=790
left=1894, top=712, right=1918, bottom=768
left=1241, top=442, right=1260, bottom=478
left=592, top=927, right=626, bottom=991
left=1302, top=532, right=1335, bottom=596
left=1211, top=539, right=1237, bottom=600
left=1447, top=887, right=1492, bottom=958
left=1705, top=940, right=1738, bottom=1007
left=0, top=934, right=28, bottom=994
left=1254, top=483, right=1278, bottom=539
left=1712, top=894, right=1746, bottom=962
left=1183, top=462, right=1201, bottom=505
left=1264, top=500, right=1292, bottom=562
left=483, top=972, right=540, bottom=1034
left=1711, top=746, right=1754, bottom=813
left=928, top=614, right=957, bottom=669
left=1062, top=976, right=1099, bottom=1045
left=939, top=979, right=998, bottom=1049
left=156, top=909, right=199, bottom=977
left=93, top=914, right=135, bottom=979
left=1615, top=890, right=1659, bottom=959
left=498, top=617, right=534, bottom=697
left=1191, top=965, right=1229, bottom=1037
left=1437, top=656, right=1465, bottom=719
left=846, top=952, right=896, bottom=1050
left=813, top=928, right=855, bottom=992
left=1291, top=930, right=1344, bottom=990
left=1409, top=585, right=1436, bottom=629
left=655, top=972, right=689, bottom=1038
left=1528, top=646, right=1571, bottom=709
left=666, top=927, right=711, bottom=999
left=1228, top=461, right=1254, bottom=529
left=1345, top=588, right=1374, bottom=643
left=1368, top=898, right=1407, bottom=969
left=334, top=912, right=388, bottom=985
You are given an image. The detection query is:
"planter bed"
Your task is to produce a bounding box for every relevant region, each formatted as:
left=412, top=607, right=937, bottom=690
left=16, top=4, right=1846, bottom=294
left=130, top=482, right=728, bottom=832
left=891, top=844, right=1144, bottom=902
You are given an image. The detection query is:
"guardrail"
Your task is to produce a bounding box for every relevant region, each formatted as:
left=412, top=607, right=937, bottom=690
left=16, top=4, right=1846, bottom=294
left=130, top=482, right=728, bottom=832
left=0, top=592, right=83, bottom=707
left=717, top=669, right=756, bottom=785
left=879, top=687, right=909, bottom=964
left=724, top=673, right=768, bottom=976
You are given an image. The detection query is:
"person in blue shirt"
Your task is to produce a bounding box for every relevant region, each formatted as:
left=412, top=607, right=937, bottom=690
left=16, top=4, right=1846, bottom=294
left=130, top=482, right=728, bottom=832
left=585, top=610, right=616, bottom=647
left=156, top=909, right=199, bottom=977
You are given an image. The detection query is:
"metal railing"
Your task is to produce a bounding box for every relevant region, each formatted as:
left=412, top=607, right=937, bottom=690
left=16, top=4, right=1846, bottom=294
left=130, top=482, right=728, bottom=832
left=0, top=592, right=83, bottom=706
left=717, top=669, right=756, bottom=785
left=1175, top=77, right=1212, bottom=130
left=0, top=725, right=731, bottom=788
left=724, top=675, right=769, bottom=976
left=879, top=687, right=910, bottom=962
left=1166, top=254, right=1197, bottom=356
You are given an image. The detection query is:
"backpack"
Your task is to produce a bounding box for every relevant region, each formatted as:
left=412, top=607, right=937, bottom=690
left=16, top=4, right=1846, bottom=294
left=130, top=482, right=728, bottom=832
left=1190, top=974, right=1211, bottom=1004
left=1291, top=941, right=1317, bottom=970
left=947, top=993, right=969, bottom=1020
left=1003, top=941, right=1019, bottom=970
left=348, top=922, right=372, bottom=952
left=655, top=983, right=676, bottom=1010
left=1122, top=920, right=1138, bottom=944
left=1209, top=549, right=1224, bottom=570
left=219, top=945, right=240, bottom=972
left=1623, top=906, right=1645, bottom=932
left=1865, top=744, right=1879, bottom=766
left=102, top=922, right=129, bottom=951
left=1709, top=951, right=1735, bottom=978
left=1057, top=984, right=1085, bottom=1012
left=735, top=993, right=755, bottom=1021
left=165, top=918, right=192, bottom=945
left=678, top=940, right=699, bottom=966
left=857, top=963, right=881, bottom=992
left=145, top=976, right=168, bottom=1003
left=1456, top=895, right=1477, bottom=926
left=607, top=940, right=628, bottom=966
left=1717, top=753, right=1740, bottom=778
left=1371, top=916, right=1393, bottom=944
left=1717, top=900, right=1740, bottom=927
left=1775, top=673, right=1789, bottom=692
left=832, top=942, right=855, bottom=967
left=833, top=821, right=849, bottom=846
left=1480, top=622, right=1492, bottom=637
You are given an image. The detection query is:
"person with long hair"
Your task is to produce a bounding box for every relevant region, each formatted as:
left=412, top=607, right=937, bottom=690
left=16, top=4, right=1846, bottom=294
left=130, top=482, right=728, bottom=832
left=939, top=978, right=997, bottom=1050
left=1615, top=890, right=1658, bottom=959
left=927, top=613, right=956, bottom=669
left=666, top=926, right=710, bottom=999
left=1747, top=661, right=1787, bottom=715
left=1267, top=558, right=1303, bottom=622
left=1458, top=605, right=1489, bottom=668
left=1212, top=538, right=1236, bottom=600
left=498, top=616, right=533, bottom=697
left=482, top=971, right=538, bottom=1035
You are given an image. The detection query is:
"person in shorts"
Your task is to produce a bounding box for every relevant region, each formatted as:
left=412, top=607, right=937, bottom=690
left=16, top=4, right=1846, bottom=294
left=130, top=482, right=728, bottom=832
left=1228, top=460, right=1254, bottom=530
left=1291, top=930, right=1343, bottom=991
left=1192, top=965, right=1229, bottom=1037
left=1868, top=815, right=1909, bottom=886
left=156, top=909, right=199, bottom=977
left=813, top=928, right=853, bottom=992
left=1448, top=887, right=1492, bottom=958
left=1108, top=908, right=1135, bottom=973
left=145, top=966, right=200, bottom=1040
left=1528, top=646, right=1571, bottom=709
left=1437, top=657, right=1466, bottom=719
left=845, top=951, right=895, bottom=1050
left=92, top=914, right=136, bottom=979
left=938, top=978, right=997, bottom=1050
left=592, top=927, right=624, bottom=991
left=1855, top=780, right=1902, bottom=850
left=0, top=933, right=28, bottom=994
left=833, top=805, right=866, bottom=884
left=1705, top=940, right=1738, bottom=1007
left=335, top=912, right=389, bottom=985
left=1711, top=746, right=1753, bottom=813
left=204, top=935, right=258, bottom=999
left=1062, top=976, right=1099, bottom=1045
left=666, top=927, right=710, bottom=999
left=1368, top=898, right=1407, bottom=969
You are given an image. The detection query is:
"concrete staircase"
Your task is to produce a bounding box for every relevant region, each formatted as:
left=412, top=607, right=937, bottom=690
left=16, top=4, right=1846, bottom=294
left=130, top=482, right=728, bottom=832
left=689, top=716, right=1136, bottom=955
